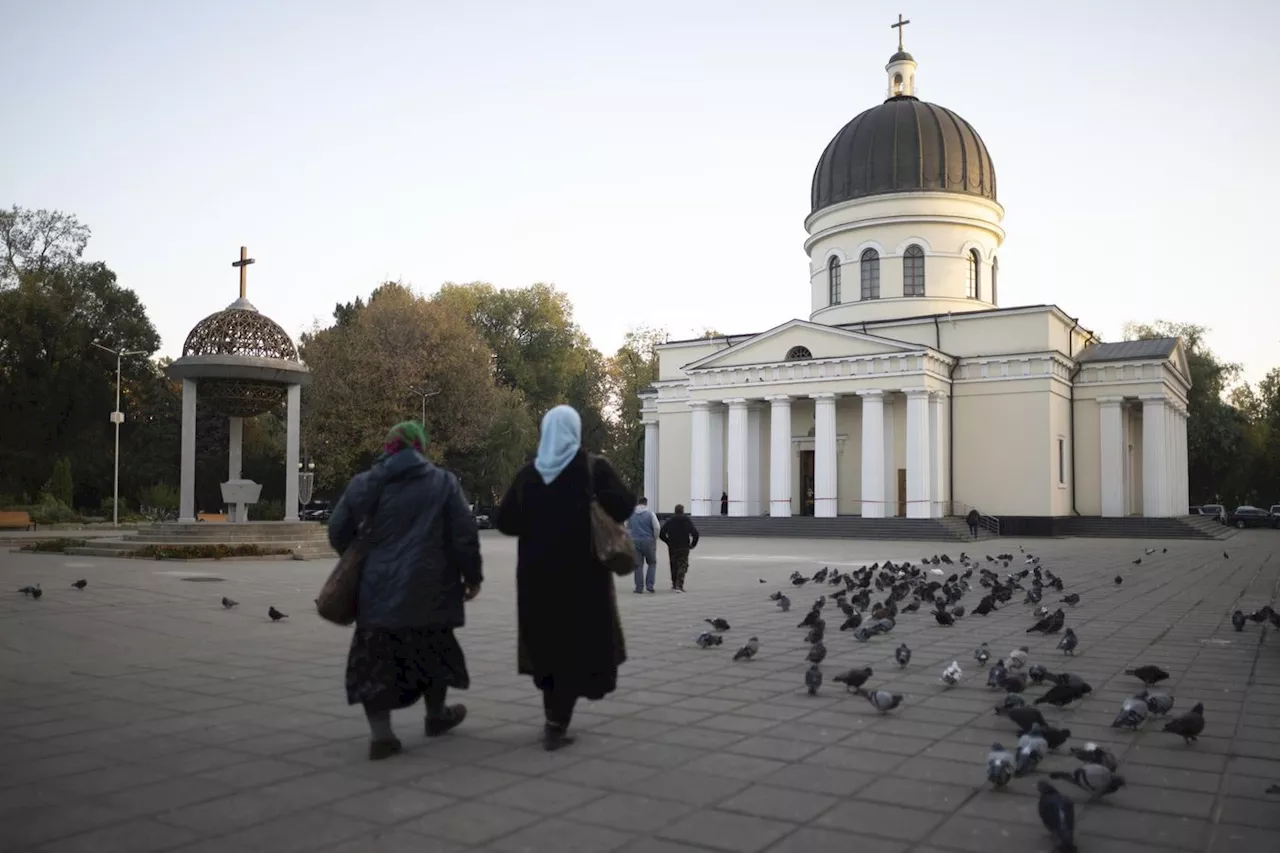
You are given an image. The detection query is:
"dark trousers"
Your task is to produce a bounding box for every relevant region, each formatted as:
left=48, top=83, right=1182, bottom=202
left=968, top=522, right=978, bottom=538
left=668, top=547, right=690, bottom=589
left=364, top=680, right=446, bottom=720
left=542, top=686, right=578, bottom=730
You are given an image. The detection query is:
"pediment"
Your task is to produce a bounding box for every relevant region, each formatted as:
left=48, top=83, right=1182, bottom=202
left=681, top=319, right=921, bottom=371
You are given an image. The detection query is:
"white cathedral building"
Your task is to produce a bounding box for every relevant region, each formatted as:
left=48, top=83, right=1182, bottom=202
left=638, top=39, right=1191, bottom=533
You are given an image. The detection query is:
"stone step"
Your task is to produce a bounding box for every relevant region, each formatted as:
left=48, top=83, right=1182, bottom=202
left=64, top=539, right=334, bottom=557
left=1060, top=516, right=1232, bottom=540
left=688, top=517, right=969, bottom=542
left=125, top=531, right=330, bottom=543
left=62, top=546, right=332, bottom=562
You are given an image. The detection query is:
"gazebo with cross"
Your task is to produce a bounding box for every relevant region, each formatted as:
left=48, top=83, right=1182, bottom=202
left=165, top=247, right=311, bottom=522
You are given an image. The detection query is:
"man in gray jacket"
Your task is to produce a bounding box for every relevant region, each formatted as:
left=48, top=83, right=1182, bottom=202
left=626, top=497, right=662, bottom=594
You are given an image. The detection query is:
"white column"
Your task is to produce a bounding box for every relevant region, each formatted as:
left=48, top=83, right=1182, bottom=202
left=928, top=392, right=946, bottom=517
left=643, top=420, right=660, bottom=508
left=904, top=388, right=932, bottom=519
left=858, top=390, right=885, bottom=518
left=284, top=384, right=301, bottom=521
left=726, top=399, right=749, bottom=517
left=708, top=405, right=725, bottom=514
left=767, top=396, right=792, bottom=517
left=1166, top=402, right=1176, bottom=517
left=1097, top=397, right=1125, bottom=517
left=179, top=379, right=198, bottom=523
left=883, top=395, right=898, bottom=515
left=811, top=393, right=838, bottom=517
left=689, top=401, right=710, bottom=516
left=746, top=404, right=763, bottom=515
left=1176, top=403, right=1188, bottom=513
left=227, top=416, right=244, bottom=523
left=1141, top=394, right=1167, bottom=517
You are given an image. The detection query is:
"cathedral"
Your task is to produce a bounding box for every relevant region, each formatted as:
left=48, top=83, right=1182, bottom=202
left=639, top=30, right=1190, bottom=532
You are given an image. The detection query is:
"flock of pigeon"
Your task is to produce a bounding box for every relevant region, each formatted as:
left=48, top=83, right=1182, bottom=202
left=690, top=547, right=1276, bottom=852
left=15, top=580, right=290, bottom=622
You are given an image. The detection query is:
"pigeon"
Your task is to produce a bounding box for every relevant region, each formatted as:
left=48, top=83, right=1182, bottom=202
left=1231, top=610, right=1246, bottom=632
left=268, top=606, right=288, bottom=621
left=71, top=579, right=87, bottom=590
left=832, top=666, right=873, bottom=694
left=894, top=643, right=911, bottom=668
left=1000, top=692, right=1027, bottom=710
left=776, top=594, right=791, bottom=612
left=987, top=659, right=1007, bottom=689
left=1126, top=665, right=1170, bottom=686
left=1145, top=547, right=1157, bottom=555
left=1114, top=575, right=1123, bottom=585
left=695, top=630, right=723, bottom=648
left=706, top=617, right=731, bottom=632
left=1112, top=695, right=1149, bottom=730
left=759, top=578, right=767, bottom=584
left=805, top=622, right=825, bottom=645
left=999, top=673, right=1028, bottom=694
left=806, top=641, right=827, bottom=664
left=1015, top=724, right=1049, bottom=776
left=1036, top=780, right=1077, bottom=853
left=1008, top=647, right=1029, bottom=670
left=1267, top=784, right=1280, bottom=795
left=1042, top=724, right=1072, bottom=750
left=1133, top=558, right=1142, bottom=565
left=1224, top=551, right=1229, bottom=559
left=1061, top=594, right=1080, bottom=606
left=996, top=705, right=1047, bottom=734
left=1028, top=663, right=1051, bottom=684
left=1051, top=764, right=1125, bottom=802
left=1143, top=690, right=1175, bottom=717
left=865, top=690, right=904, bottom=714
left=29, top=586, right=42, bottom=599
left=733, top=637, right=760, bottom=661
left=1057, top=628, right=1078, bottom=656
left=940, top=661, right=962, bottom=688
left=1070, top=742, right=1118, bottom=772
left=987, top=743, right=1015, bottom=788
left=839, top=612, right=863, bottom=631
left=797, top=610, right=821, bottom=629
left=852, top=626, right=873, bottom=642
left=933, top=609, right=955, bottom=627
left=1027, top=609, right=1065, bottom=634
left=805, top=664, right=823, bottom=695
left=1035, top=682, right=1088, bottom=708
left=18, top=584, right=41, bottom=598
left=1163, top=702, right=1205, bottom=744
left=221, top=596, right=239, bottom=609
left=974, top=643, right=991, bottom=666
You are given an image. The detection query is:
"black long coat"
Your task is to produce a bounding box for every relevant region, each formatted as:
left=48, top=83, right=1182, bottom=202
left=496, top=451, right=634, bottom=698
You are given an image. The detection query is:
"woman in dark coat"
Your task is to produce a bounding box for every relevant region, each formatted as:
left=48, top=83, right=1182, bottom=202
left=966, top=508, right=981, bottom=538
left=328, top=421, right=483, bottom=760
left=497, top=405, right=634, bottom=751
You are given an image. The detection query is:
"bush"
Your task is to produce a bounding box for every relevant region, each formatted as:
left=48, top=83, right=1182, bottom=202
left=138, top=483, right=179, bottom=512
left=20, top=538, right=88, bottom=553
left=30, top=495, right=80, bottom=525
left=132, top=543, right=291, bottom=560
left=252, top=499, right=285, bottom=521
left=48, top=458, right=74, bottom=507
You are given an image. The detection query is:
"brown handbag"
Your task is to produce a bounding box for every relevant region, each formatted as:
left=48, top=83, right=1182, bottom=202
left=316, top=485, right=388, bottom=626
left=587, top=456, right=636, bottom=577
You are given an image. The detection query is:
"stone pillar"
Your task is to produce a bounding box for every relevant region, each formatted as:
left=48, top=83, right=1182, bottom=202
left=726, top=399, right=749, bottom=517
left=689, top=401, right=710, bottom=516
left=227, top=416, right=244, bottom=523
left=767, top=396, right=792, bottom=517
left=1176, top=403, right=1188, bottom=513
left=643, top=420, right=660, bottom=509
left=858, top=390, right=885, bottom=518
left=905, top=388, right=932, bottom=519
left=179, top=379, right=198, bottom=523
left=1097, top=397, right=1125, bottom=517
left=1141, top=394, right=1167, bottom=517
left=708, top=405, right=725, bottom=514
left=882, top=396, right=897, bottom=515
left=928, top=391, right=946, bottom=517
left=746, top=404, right=763, bottom=515
left=811, top=393, right=838, bottom=518
left=284, top=384, right=301, bottom=521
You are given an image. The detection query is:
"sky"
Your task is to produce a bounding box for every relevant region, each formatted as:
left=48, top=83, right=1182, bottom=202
left=4, top=0, right=1278, bottom=384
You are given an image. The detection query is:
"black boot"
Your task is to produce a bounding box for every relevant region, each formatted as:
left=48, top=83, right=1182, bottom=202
left=543, top=722, right=575, bottom=752
left=425, top=704, right=467, bottom=737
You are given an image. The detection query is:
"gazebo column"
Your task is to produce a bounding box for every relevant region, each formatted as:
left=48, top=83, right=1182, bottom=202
left=179, top=380, right=197, bottom=523
left=284, top=384, right=301, bottom=521
left=227, top=417, right=243, bottom=522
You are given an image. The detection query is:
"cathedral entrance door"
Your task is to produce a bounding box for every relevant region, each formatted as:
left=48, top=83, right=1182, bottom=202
left=897, top=469, right=907, bottom=517
left=800, top=450, right=816, bottom=516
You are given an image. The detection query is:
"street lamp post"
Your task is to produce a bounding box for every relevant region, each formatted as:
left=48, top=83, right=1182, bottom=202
left=91, top=342, right=147, bottom=527
left=408, top=385, right=441, bottom=425
left=297, top=458, right=317, bottom=514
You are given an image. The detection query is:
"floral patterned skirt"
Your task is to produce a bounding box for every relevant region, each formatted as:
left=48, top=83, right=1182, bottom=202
left=345, top=625, right=470, bottom=711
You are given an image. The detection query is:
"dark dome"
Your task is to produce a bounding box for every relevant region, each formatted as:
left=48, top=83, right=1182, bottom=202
left=810, top=95, right=997, bottom=213
left=888, top=50, right=914, bottom=62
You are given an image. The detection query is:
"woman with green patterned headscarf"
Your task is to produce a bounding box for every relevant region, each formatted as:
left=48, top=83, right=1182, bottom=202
left=328, top=419, right=484, bottom=760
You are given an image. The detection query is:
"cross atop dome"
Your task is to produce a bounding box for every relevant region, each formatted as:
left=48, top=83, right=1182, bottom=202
left=891, top=13, right=910, bottom=52
left=885, top=14, right=918, bottom=98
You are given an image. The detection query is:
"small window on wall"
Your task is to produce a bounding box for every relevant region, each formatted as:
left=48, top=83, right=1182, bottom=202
left=992, top=257, right=999, bottom=305
left=860, top=249, right=880, bottom=299
left=786, top=346, right=812, bottom=361
left=966, top=249, right=980, bottom=299
left=1057, top=437, right=1066, bottom=486
left=827, top=256, right=841, bottom=305
left=903, top=245, right=925, bottom=296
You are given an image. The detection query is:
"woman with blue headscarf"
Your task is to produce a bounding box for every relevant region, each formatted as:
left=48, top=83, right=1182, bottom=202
left=497, top=405, right=635, bottom=751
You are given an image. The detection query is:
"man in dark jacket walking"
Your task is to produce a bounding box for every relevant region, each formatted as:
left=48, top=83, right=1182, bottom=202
left=329, top=421, right=482, bottom=760
left=659, top=504, right=699, bottom=592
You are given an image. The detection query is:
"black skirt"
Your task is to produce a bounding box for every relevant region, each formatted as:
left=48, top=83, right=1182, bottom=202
left=345, top=626, right=470, bottom=711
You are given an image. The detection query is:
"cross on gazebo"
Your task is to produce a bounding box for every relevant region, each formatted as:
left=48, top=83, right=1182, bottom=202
left=232, top=246, right=255, bottom=299
left=891, top=13, right=910, bottom=51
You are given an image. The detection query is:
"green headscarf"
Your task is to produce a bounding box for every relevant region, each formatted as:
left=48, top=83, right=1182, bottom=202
left=384, top=420, right=429, bottom=455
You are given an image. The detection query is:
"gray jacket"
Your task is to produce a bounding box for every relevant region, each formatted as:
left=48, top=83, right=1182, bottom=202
left=328, top=448, right=482, bottom=629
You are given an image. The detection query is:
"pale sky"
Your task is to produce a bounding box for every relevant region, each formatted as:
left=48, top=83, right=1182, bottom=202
left=4, top=0, right=1277, bottom=384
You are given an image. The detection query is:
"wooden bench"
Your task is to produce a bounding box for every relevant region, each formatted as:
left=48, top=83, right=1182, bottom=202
left=197, top=513, right=228, bottom=523
left=0, top=511, right=35, bottom=530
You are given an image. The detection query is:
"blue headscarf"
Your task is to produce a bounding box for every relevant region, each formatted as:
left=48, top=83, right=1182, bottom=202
left=534, top=405, right=582, bottom=484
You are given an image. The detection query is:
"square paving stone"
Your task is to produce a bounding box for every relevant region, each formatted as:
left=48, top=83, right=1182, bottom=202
left=488, top=816, right=635, bottom=853
left=763, top=827, right=907, bottom=853
left=814, top=799, right=944, bottom=842
left=566, top=792, right=696, bottom=833
left=100, top=776, right=240, bottom=817
left=762, top=762, right=871, bottom=797
left=725, top=736, right=822, bottom=762
left=547, top=757, right=661, bottom=790
left=683, top=752, right=787, bottom=781
left=329, top=786, right=455, bottom=824
left=927, top=814, right=1058, bottom=852
left=658, top=808, right=794, bottom=853
left=34, top=818, right=198, bottom=853
left=416, top=801, right=541, bottom=845
left=483, top=778, right=607, bottom=814
left=410, top=765, right=526, bottom=797
left=1080, top=805, right=1209, bottom=850
left=718, top=784, right=838, bottom=822
left=639, top=769, right=751, bottom=806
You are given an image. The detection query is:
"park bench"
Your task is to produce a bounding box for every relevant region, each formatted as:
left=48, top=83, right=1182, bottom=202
left=197, top=512, right=228, bottom=522
left=0, top=511, right=35, bottom=530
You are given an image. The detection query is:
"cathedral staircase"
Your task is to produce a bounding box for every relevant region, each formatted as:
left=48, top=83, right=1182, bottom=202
left=64, top=521, right=335, bottom=560
left=687, top=516, right=973, bottom=542
left=1060, top=515, right=1234, bottom=540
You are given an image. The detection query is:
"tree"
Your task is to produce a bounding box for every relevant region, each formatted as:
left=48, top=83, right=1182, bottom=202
left=48, top=457, right=73, bottom=505
left=0, top=206, right=91, bottom=286
left=605, top=326, right=665, bottom=492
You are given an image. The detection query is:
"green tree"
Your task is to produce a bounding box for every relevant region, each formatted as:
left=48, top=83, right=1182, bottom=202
left=0, top=206, right=90, bottom=285
left=48, top=457, right=73, bottom=505
left=606, top=326, right=665, bottom=492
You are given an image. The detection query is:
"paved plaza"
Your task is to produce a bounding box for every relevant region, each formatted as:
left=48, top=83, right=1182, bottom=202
left=1, top=532, right=1278, bottom=853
